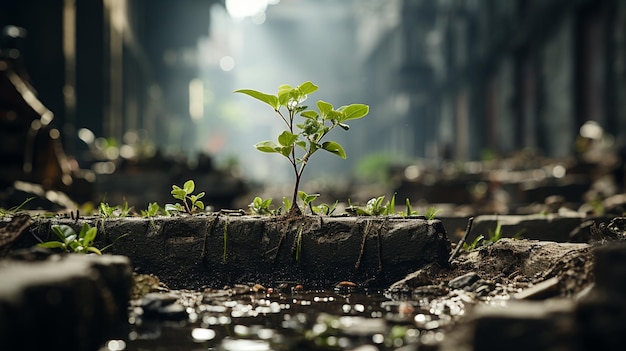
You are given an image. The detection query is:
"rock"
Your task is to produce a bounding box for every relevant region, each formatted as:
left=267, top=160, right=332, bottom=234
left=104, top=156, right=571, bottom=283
left=513, top=277, right=560, bottom=300
left=20, top=215, right=451, bottom=289
left=448, top=272, right=480, bottom=289
left=441, top=300, right=575, bottom=351
left=252, top=283, right=266, bottom=292
left=469, top=214, right=587, bottom=243
left=140, top=292, right=187, bottom=321
left=593, top=242, right=626, bottom=294
left=457, top=239, right=590, bottom=282
left=0, top=254, right=132, bottom=351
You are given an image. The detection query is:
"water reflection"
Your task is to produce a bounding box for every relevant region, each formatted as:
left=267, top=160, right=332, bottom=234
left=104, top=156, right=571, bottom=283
left=110, top=286, right=479, bottom=351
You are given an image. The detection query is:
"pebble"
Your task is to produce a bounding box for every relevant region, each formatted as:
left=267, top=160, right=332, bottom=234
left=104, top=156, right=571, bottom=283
left=448, top=272, right=480, bottom=289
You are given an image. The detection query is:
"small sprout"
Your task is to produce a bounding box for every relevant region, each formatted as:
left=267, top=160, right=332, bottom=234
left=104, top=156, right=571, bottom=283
left=462, top=234, right=484, bottom=251
left=312, top=200, right=338, bottom=216
left=298, top=190, right=320, bottom=214
left=99, top=202, right=118, bottom=219
left=165, top=180, right=205, bottom=214
left=425, top=206, right=440, bottom=220
left=141, top=202, right=162, bottom=218
left=99, top=200, right=133, bottom=218
left=249, top=196, right=275, bottom=216
left=347, top=195, right=396, bottom=216
left=38, top=223, right=103, bottom=255
left=405, top=198, right=419, bottom=216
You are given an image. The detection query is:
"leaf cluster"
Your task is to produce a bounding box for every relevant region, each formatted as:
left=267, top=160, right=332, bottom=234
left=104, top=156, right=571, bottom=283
left=462, top=221, right=523, bottom=251
left=38, top=223, right=103, bottom=255
left=239, top=82, right=368, bottom=163
left=141, top=202, right=162, bottom=218
left=165, top=180, right=205, bottom=214
left=235, top=81, right=369, bottom=213
left=99, top=201, right=133, bottom=218
left=249, top=196, right=291, bottom=216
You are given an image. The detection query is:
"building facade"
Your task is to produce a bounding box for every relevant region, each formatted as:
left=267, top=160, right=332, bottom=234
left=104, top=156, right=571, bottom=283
left=356, top=0, right=626, bottom=162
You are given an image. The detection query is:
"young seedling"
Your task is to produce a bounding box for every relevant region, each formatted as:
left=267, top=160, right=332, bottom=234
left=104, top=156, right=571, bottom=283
left=311, top=200, right=338, bottom=216
left=141, top=202, right=162, bottom=218
left=347, top=195, right=396, bottom=216
left=249, top=196, right=275, bottom=216
left=39, top=223, right=103, bottom=255
left=99, top=200, right=133, bottom=218
left=165, top=180, right=205, bottom=214
left=298, top=190, right=320, bottom=214
left=425, top=206, right=440, bottom=220
left=235, top=81, right=369, bottom=216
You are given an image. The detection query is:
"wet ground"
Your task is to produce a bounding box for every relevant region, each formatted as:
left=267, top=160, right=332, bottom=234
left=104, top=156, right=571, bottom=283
left=102, top=255, right=558, bottom=351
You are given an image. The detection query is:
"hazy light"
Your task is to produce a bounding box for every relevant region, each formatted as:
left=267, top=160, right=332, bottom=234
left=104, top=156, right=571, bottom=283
left=49, top=128, right=60, bottom=139
left=78, top=128, right=95, bottom=144
left=219, top=56, right=235, bottom=71
left=552, top=164, right=566, bottom=178
left=105, top=339, right=126, bottom=351
left=189, top=79, right=204, bottom=121
left=191, top=328, right=216, bottom=342
left=226, top=0, right=279, bottom=20
left=119, top=145, right=136, bottom=159
left=580, top=120, right=603, bottom=139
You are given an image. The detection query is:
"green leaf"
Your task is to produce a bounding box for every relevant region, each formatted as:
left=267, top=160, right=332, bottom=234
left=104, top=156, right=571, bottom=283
left=87, top=247, right=103, bottom=255
left=234, top=89, right=279, bottom=110
left=296, top=141, right=307, bottom=150
left=316, top=100, right=333, bottom=117
left=300, top=110, right=318, bottom=119
left=164, top=203, right=183, bottom=213
left=82, top=227, right=98, bottom=247
left=327, top=110, right=343, bottom=122
left=278, top=130, right=298, bottom=146
left=183, top=180, right=195, bottom=194
left=277, top=85, right=293, bottom=105
left=38, top=241, right=65, bottom=249
left=340, top=104, right=369, bottom=121
left=195, top=201, right=205, bottom=210
left=298, top=81, right=318, bottom=95
left=254, top=140, right=280, bottom=153
left=171, top=185, right=186, bottom=200
left=278, top=145, right=293, bottom=158
left=51, top=225, right=74, bottom=241
left=321, top=141, right=346, bottom=159
left=65, top=234, right=77, bottom=244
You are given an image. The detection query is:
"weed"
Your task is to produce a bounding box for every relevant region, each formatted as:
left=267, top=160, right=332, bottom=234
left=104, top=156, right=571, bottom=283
left=462, top=234, right=484, bottom=251
left=425, top=206, right=440, bottom=220
left=165, top=180, right=205, bottom=214
left=462, top=221, right=517, bottom=251
left=0, top=197, right=34, bottom=215
left=235, top=81, right=369, bottom=215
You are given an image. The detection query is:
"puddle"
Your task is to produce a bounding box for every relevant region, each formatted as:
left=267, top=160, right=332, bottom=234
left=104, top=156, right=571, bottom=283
left=103, top=286, right=473, bottom=351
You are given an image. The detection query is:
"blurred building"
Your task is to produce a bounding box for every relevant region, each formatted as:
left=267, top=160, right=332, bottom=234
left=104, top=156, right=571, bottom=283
left=0, top=0, right=221, bottom=161
left=356, top=0, right=626, bottom=161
